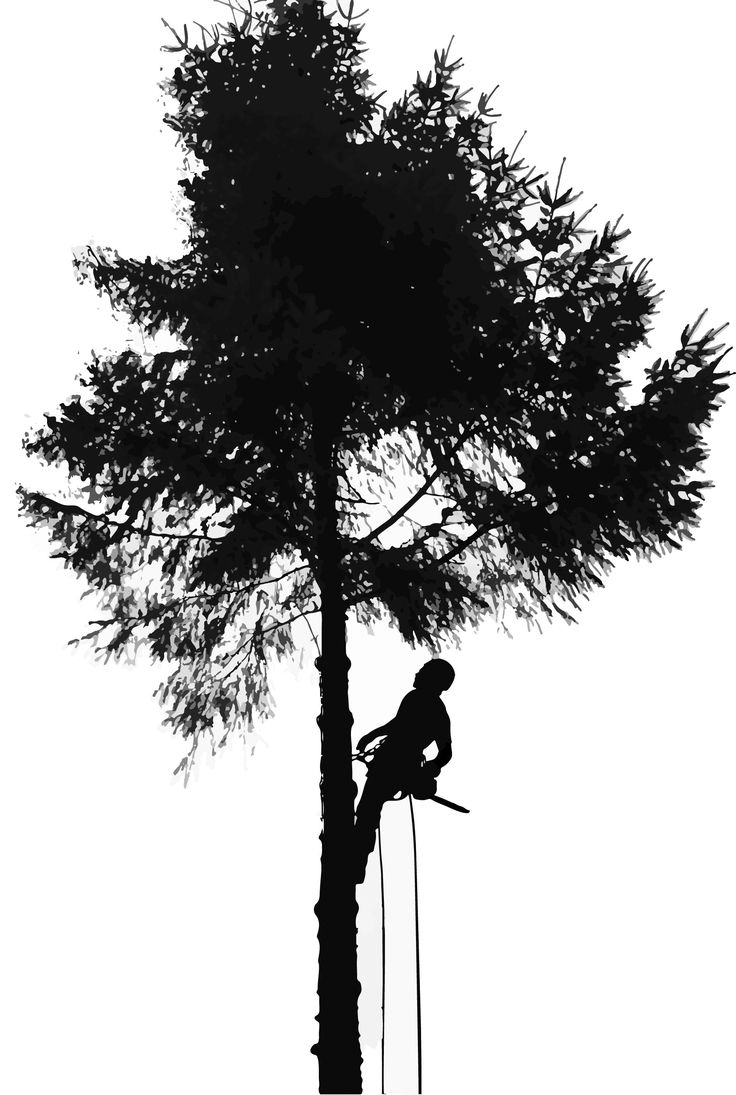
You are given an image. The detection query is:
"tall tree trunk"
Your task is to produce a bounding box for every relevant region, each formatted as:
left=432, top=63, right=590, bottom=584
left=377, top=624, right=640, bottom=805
left=311, top=419, right=362, bottom=1094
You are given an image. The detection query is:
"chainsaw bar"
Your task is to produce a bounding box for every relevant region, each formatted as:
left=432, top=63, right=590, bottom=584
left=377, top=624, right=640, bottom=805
left=428, top=794, right=470, bottom=814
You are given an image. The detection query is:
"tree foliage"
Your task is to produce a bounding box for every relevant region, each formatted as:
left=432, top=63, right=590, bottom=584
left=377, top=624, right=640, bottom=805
left=20, top=0, right=729, bottom=776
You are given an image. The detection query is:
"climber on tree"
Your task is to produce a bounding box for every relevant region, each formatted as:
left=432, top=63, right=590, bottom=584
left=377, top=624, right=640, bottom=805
left=353, top=659, right=455, bottom=883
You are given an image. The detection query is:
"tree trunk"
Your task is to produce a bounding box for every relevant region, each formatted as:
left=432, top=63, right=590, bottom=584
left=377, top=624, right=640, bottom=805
left=311, top=420, right=362, bottom=1093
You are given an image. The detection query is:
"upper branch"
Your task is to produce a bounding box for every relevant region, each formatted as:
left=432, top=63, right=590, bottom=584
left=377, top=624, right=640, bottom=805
left=340, top=422, right=479, bottom=557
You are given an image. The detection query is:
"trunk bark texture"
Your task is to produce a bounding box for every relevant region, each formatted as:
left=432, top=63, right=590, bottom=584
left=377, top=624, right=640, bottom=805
left=311, top=417, right=362, bottom=1094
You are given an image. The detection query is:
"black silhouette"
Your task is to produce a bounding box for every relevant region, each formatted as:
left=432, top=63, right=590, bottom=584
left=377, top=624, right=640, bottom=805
left=429, top=793, right=469, bottom=814
left=354, top=659, right=455, bottom=883
left=17, top=1, right=730, bottom=1092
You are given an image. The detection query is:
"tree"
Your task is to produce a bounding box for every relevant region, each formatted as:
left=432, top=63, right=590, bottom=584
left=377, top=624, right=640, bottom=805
left=19, top=1, right=729, bottom=1091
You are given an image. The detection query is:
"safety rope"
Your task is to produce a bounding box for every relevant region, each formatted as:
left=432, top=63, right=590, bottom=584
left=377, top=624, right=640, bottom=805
left=408, top=795, right=422, bottom=1095
left=377, top=820, right=386, bottom=1095
left=355, top=749, right=429, bottom=1094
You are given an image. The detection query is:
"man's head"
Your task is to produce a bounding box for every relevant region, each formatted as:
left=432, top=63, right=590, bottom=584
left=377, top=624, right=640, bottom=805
left=413, top=658, right=455, bottom=695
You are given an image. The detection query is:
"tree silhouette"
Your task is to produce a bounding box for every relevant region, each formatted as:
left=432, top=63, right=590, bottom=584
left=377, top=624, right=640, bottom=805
left=19, top=1, right=730, bottom=1091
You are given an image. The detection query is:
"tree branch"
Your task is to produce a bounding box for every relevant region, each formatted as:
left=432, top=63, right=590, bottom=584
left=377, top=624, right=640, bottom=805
left=72, top=563, right=312, bottom=642
left=216, top=606, right=320, bottom=683
left=24, top=491, right=227, bottom=543
left=343, top=509, right=524, bottom=612
left=341, top=423, right=478, bottom=557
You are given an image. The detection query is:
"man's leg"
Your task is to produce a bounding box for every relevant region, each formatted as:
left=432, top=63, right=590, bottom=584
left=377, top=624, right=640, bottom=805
left=354, top=771, right=394, bottom=884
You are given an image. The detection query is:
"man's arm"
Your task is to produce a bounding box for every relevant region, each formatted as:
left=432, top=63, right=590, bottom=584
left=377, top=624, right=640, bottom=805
left=356, top=691, right=416, bottom=753
left=423, top=717, right=452, bottom=778
left=356, top=720, right=395, bottom=753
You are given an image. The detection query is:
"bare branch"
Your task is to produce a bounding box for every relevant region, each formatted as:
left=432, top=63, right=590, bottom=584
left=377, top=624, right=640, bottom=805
left=304, top=614, right=322, bottom=656
left=433, top=518, right=504, bottom=567
left=161, top=18, right=190, bottom=53
left=217, top=606, right=320, bottom=684
left=70, top=563, right=313, bottom=644
left=342, top=423, right=478, bottom=557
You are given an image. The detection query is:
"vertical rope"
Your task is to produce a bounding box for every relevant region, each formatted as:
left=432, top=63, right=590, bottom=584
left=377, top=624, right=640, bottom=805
left=377, top=820, right=386, bottom=1095
left=408, top=795, right=422, bottom=1094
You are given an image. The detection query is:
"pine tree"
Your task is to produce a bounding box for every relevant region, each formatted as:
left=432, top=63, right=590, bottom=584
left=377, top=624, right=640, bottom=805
left=19, top=2, right=729, bottom=1090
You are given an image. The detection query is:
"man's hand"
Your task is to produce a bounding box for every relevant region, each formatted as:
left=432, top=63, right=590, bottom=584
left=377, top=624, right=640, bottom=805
left=410, top=765, right=438, bottom=800
left=356, top=729, right=381, bottom=753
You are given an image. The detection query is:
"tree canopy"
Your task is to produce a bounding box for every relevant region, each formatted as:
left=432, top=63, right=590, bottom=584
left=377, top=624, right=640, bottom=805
left=20, top=0, right=729, bottom=776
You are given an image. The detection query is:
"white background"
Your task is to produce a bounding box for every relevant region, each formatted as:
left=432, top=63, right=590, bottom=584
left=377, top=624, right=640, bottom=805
left=2, top=2, right=734, bottom=1092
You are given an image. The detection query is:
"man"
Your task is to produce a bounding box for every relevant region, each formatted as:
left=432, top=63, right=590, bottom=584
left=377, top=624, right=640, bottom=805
left=353, top=658, right=455, bottom=883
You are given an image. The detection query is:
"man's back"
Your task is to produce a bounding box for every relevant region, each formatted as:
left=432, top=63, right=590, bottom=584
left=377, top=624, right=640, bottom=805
left=380, top=687, right=451, bottom=758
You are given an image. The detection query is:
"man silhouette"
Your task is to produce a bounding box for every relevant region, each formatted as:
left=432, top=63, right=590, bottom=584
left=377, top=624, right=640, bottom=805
left=353, top=658, right=455, bottom=883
